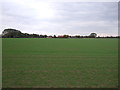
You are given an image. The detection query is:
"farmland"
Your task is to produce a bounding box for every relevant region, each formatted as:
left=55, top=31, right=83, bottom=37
left=2, top=38, right=118, bottom=88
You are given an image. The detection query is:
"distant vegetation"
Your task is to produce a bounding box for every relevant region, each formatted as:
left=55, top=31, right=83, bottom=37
left=1, top=28, right=120, bottom=38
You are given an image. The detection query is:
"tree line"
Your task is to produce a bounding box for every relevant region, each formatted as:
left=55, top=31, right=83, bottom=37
left=1, top=28, right=120, bottom=38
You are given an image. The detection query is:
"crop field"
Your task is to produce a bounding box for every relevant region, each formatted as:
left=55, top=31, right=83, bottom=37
left=2, top=38, right=118, bottom=88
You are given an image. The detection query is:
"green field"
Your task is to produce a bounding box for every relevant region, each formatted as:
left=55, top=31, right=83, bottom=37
left=2, top=38, right=118, bottom=88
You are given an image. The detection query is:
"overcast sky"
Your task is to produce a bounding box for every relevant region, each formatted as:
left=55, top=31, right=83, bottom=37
left=1, top=0, right=118, bottom=36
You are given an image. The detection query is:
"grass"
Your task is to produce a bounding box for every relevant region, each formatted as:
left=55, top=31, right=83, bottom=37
left=2, top=38, right=118, bottom=88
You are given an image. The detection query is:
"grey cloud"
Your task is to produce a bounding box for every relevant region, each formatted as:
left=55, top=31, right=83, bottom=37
left=1, top=1, right=118, bottom=36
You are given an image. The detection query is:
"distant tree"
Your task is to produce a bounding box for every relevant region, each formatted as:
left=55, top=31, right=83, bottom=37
left=39, top=35, right=43, bottom=38
left=47, top=35, right=52, bottom=38
left=75, top=35, right=80, bottom=38
left=2, top=28, right=22, bottom=38
left=63, top=35, right=69, bottom=38
left=53, top=35, right=56, bottom=38
left=44, top=35, right=47, bottom=38
left=84, top=36, right=89, bottom=38
left=97, top=36, right=101, bottom=38
left=80, top=36, right=84, bottom=38
left=89, top=33, right=97, bottom=38
left=32, top=34, right=39, bottom=38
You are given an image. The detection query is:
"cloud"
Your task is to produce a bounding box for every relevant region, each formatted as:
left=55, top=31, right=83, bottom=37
left=1, top=0, right=118, bottom=36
